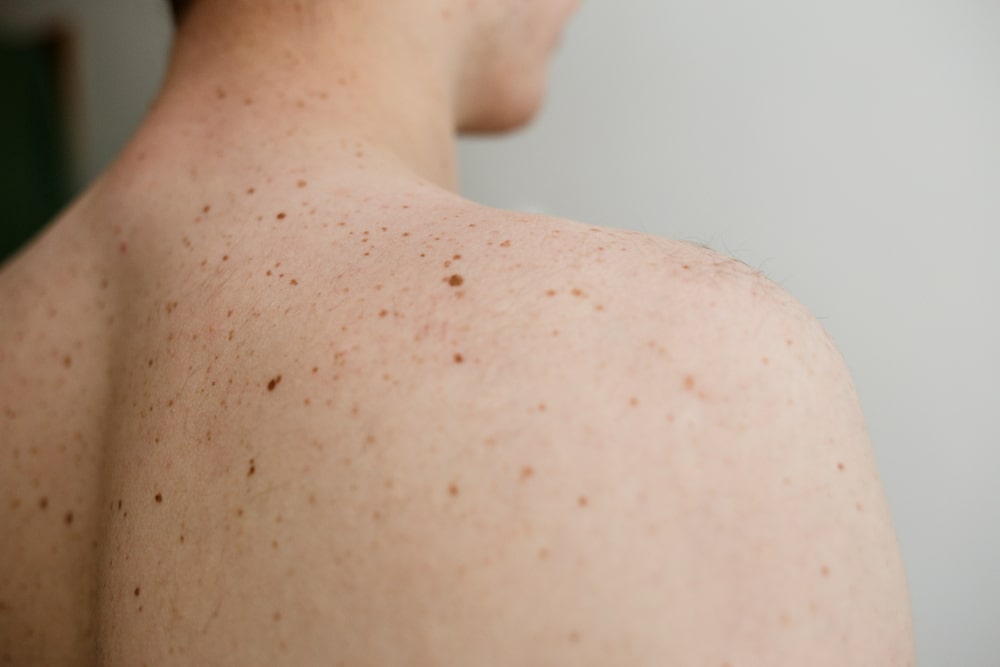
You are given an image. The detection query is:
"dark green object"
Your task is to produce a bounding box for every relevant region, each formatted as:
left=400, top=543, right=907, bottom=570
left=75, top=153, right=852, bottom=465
left=0, top=30, right=72, bottom=266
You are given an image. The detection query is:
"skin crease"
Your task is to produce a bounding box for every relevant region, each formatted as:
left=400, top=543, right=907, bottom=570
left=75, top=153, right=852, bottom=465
left=0, top=1, right=916, bottom=665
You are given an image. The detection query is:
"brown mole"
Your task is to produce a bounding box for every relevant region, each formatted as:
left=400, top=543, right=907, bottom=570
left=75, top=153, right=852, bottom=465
left=155, top=493, right=162, bottom=503
left=448, top=274, right=464, bottom=287
left=267, top=375, right=282, bottom=391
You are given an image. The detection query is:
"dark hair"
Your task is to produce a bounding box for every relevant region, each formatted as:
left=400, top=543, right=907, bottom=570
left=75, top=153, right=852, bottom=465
left=168, top=0, right=195, bottom=22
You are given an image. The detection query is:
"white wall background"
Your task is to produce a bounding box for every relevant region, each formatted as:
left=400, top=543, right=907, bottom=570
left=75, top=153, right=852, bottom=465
left=2, top=1, right=997, bottom=664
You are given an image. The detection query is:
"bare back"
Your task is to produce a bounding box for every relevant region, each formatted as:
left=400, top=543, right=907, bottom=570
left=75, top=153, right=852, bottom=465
left=0, top=170, right=914, bottom=665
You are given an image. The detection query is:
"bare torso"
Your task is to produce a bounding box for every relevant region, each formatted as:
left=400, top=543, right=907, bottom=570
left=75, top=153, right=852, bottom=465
left=0, top=160, right=703, bottom=664
left=1, top=150, right=913, bottom=665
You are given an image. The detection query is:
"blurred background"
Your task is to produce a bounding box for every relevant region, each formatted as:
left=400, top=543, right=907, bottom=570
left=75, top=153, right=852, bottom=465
left=1, top=0, right=997, bottom=663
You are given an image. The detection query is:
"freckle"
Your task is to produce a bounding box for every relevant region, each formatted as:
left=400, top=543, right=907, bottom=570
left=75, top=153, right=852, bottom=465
left=578, top=496, right=589, bottom=507
left=203, top=205, right=211, bottom=214
left=629, top=397, right=639, bottom=406
left=762, top=356, right=770, bottom=365
left=277, top=212, right=286, bottom=220
left=787, top=339, right=794, bottom=347
left=267, top=375, right=282, bottom=391
left=273, top=611, right=282, bottom=622
left=571, top=288, right=585, bottom=297
left=290, top=279, right=298, bottom=286
left=684, top=375, right=696, bottom=390
left=247, top=187, right=255, bottom=194
left=454, top=353, right=464, bottom=363
left=222, top=255, right=229, bottom=261
left=179, top=535, right=185, bottom=543
left=297, top=180, right=307, bottom=188
left=448, top=274, right=464, bottom=287
left=271, top=540, right=279, bottom=549
left=119, top=242, right=127, bottom=255
left=855, top=502, right=864, bottom=512
left=237, top=508, right=244, bottom=517
left=821, top=565, right=830, bottom=577
left=521, top=466, right=534, bottom=480
left=379, top=309, right=388, bottom=318
left=538, top=402, right=547, bottom=412
left=546, top=289, right=556, bottom=297
left=39, top=497, right=48, bottom=510
left=64, top=511, right=74, bottom=525
left=837, top=462, right=845, bottom=471
left=453, top=254, right=462, bottom=260
left=248, top=459, right=256, bottom=476
left=500, top=240, right=511, bottom=248
left=134, top=587, right=140, bottom=597
left=682, top=264, right=690, bottom=270
left=155, top=493, right=162, bottom=503
left=539, top=548, right=550, bottom=560
left=449, top=483, right=459, bottom=497
left=266, top=270, right=272, bottom=276
left=569, top=632, right=580, bottom=643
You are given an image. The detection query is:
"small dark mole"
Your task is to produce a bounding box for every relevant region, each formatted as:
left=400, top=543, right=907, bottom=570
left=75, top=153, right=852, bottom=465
left=290, top=279, right=298, bottom=286
left=63, top=355, right=72, bottom=368
left=500, top=240, right=511, bottom=248
left=277, top=212, right=286, bottom=220
left=379, top=309, right=389, bottom=318
left=117, top=499, right=122, bottom=509
left=134, top=587, right=140, bottom=597
left=39, top=497, right=48, bottom=510
left=248, top=459, right=256, bottom=476
left=453, top=254, right=462, bottom=260
left=448, top=274, right=464, bottom=287
left=448, top=483, right=459, bottom=497
left=237, top=508, right=244, bottom=517
left=155, top=493, right=162, bottom=504
left=837, top=462, right=845, bottom=471
left=64, top=511, right=74, bottom=525
left=312, top=366, right=319, bottom=374
left=267, top=375, right=282, bottom=391
left=454, top=353, right=464, bottom=363
left=578, top=496, right=589, bottom=507
left=247, top=187, right=255, bottom=195
left=203, top=205, right=211, bottom=214
left=682, top=264, right=691, bottom=270
left=222, top=255, right=229, bottom=262
left=179, top=535, right=185, bottom=543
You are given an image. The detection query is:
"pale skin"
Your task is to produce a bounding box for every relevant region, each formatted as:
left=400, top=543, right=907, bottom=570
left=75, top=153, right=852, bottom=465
left=0, top=0, right=915, bottom=664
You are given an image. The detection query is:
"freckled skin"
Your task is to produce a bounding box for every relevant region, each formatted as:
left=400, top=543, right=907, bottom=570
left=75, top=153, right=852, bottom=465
left=0, top=16, right=912, bottom=667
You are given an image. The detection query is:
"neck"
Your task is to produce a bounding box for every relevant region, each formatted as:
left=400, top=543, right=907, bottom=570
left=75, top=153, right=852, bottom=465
left=137, top=1, right=463, bottom=191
